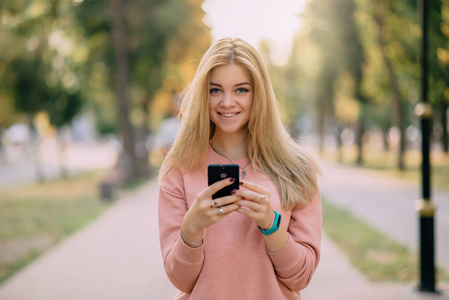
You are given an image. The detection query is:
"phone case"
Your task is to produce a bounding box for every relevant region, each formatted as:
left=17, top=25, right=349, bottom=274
left=208, top=164, right=240, bottom=199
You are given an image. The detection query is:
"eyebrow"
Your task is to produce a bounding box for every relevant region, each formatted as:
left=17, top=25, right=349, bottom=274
left=210, top=82, right=252, bottom=87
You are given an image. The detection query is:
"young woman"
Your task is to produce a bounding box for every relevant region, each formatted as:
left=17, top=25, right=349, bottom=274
left=158, top=37, right=321, bottom=299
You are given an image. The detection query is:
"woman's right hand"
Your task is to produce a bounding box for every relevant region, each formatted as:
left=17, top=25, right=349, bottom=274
left=181, top=177, right=241, bottom=244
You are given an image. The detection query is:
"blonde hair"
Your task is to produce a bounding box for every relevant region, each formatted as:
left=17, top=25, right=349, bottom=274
left=161, top=37, right=319, bottom=209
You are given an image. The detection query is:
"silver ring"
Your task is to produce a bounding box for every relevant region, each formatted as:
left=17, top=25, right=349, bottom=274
left=218, top=208, right=224, bottom=215
left=260, top=195, right=267, bottom=202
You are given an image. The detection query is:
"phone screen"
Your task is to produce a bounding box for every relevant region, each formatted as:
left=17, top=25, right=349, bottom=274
left=208, top=164, right=240, bottom=199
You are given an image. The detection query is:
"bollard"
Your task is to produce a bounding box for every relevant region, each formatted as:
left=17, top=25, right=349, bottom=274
left=99, top=181, right=114, bottom=201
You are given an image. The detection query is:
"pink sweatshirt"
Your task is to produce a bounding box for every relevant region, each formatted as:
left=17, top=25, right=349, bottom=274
left=158, top=146, right=321, bottom=299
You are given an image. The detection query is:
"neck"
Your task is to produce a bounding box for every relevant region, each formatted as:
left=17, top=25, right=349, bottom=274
left=210, top=131, right=247, bottom=161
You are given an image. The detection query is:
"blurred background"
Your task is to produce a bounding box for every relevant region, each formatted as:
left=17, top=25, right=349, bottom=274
left=0, top=0, right=448, bottom=298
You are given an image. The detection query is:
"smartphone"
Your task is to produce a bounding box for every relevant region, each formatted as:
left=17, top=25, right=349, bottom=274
left=208, top=164, right=240, bottom=199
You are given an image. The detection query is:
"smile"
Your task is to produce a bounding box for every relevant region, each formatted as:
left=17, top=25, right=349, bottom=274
left=219, top=112, right=240, bottom=117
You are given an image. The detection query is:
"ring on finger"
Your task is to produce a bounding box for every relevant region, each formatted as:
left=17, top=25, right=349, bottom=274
left=217, top=208, right=224, bottom=215
left=260, top=194, right=267, bottom=203
left=210, top=201, right=218, bottom=209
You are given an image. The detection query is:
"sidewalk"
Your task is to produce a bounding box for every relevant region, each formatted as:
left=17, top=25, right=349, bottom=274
left=0, top=180, right=177, bottom=300
left=317, top=158, right=449, bottom=273
left=0, top=171, right=448, bottom=299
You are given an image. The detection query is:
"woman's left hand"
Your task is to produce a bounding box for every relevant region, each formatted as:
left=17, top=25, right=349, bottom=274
left=233, top=181, right=273, bottom=229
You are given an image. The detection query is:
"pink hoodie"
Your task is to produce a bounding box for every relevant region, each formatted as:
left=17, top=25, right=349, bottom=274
left=158, top=146, right=321, bottom=299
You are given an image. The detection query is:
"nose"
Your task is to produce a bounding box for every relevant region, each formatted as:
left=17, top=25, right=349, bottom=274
left=220, top=93, right=235, bottom=107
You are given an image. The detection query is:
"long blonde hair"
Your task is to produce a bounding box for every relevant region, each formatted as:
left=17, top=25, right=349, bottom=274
left=160, top=37, right=319, bottom=209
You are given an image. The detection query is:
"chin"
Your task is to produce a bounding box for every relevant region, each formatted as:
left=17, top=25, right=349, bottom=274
left=215, top=126, right=246, bottom=135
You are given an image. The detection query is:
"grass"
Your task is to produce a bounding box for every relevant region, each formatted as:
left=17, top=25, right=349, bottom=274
left=322, top=145, right=449, bottom=191
left=322, top=198, right=449, bottom=282
left=0, top=171, right=113, bottom=283
left=0, top=250, right=41, bottom=285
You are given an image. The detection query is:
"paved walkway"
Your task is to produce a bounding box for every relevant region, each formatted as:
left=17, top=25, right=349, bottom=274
left=0, top=164, right=448, bottom=299
left=0, top=180, right=178, bottom=300
left=318, top=158, right=449, bottom=273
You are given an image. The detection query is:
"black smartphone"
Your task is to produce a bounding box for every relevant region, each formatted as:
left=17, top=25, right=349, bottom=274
left=208, top=164, right=240, bottom=199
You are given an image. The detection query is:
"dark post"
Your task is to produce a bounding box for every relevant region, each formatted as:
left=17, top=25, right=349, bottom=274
left=111, top=0, right=140, bottom=182
left=416, top=0, right=436, bottom=293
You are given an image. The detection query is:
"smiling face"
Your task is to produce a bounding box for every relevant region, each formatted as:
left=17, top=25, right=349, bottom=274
left=209, top=63, right=253, bottom=139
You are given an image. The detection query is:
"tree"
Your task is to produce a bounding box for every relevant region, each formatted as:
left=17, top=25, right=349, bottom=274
left=74, top=0, right=211, bottom=181
left=302, top=0, right=340, bottom=153
left=8, top=60, right=47, bottom=179
left=2, top=0, right=86, bottom=180
left=110, top=0, right=140, bottom=181
left=430, top=0, right=449, bottom=154
left=357, top=0, right=419, bottom=170
left=303, top=0, right=366, bottom=160
left=128, top=0, right=210, bottom=174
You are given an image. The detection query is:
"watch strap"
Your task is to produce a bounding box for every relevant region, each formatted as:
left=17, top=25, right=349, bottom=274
left=258, top=211, right=281, bottom=236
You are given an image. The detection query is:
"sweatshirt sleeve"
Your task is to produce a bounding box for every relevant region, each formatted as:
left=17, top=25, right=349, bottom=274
left=158, top=169, right=204, bottom=293
left=268, top=189, right=322, bottom=292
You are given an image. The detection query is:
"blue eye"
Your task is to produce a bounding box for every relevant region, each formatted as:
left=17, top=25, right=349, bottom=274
left=236, top=88, right=249, bottom=94
left=210, top=88, right=221, bottom=94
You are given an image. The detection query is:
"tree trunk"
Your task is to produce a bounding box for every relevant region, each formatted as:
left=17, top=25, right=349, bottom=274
left=442, top=99, right=448, bottom=153
left=0, top=129, right=5, bottom=165
left=355, top=89, right=366, bottom=166
left=336, top=123, right=344, bottom=162
left=317, top=110, right=326, bottom=154
left=27, top=115, right=45, bottom=183
left=136, top=101, right=151, bottom=177
left=316, top=64, right=337, bottom=155
left=355, top=115, right=365, bottom=165
left=111, top=0, right=140, bottom=182
left=57, top=129, right=68, bottom=179
left=374, top=13, right=406, bottom=171
left=138, top=98, right=154, bottom=176
left=383, top=128, right=390, bottom=152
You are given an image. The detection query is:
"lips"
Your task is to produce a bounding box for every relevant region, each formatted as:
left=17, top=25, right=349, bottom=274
left=218, top=112, right=240, bottom=118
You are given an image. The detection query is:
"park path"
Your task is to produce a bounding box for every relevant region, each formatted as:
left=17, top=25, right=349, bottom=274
left=0, top=180, right=178, bottom=300
left=0, top=162, right=448, bottom=299
left=318, top=158, right=449, bottom=273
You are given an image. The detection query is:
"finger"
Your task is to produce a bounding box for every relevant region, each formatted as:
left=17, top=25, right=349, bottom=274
left=209, top=200, right=219, bottom=209
left=200, top=177, right=235, bottom=198
left=235, top=199, right=265, bottom=211
left=232, top=189, right=265, bottom=203
left=212, top=195, right=242, bottom=207
left=215, top=203, right=240, bottom=215
left=240, top=180, right=270, bottom=196
left=235, top=206, right=258, bottom=218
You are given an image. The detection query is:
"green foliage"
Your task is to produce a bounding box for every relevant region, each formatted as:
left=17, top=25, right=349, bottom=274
left=10, top=58, right=50, bottom=115
left=301, top=0, right=365, bottom=132
left=0, top=0, right=85, bottom=129
left=46, top=91, right=82, bottom=128
left=72, top=0, right=210, bottom=134
left=0, top=0, right=209, bottom=134
left=295, top=0, right=444, bottom=166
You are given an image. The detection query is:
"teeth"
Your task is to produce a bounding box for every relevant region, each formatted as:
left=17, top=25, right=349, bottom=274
left=221, top=113, right=237, bottom=117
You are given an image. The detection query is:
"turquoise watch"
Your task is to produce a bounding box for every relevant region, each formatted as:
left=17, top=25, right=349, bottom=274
left=258, top=211, right=281, bottom=236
